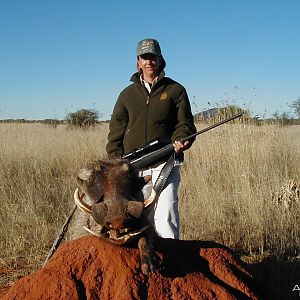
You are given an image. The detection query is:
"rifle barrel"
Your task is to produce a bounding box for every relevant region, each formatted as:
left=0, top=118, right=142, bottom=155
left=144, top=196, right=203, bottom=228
left=181, top=113, right=243, bottom=142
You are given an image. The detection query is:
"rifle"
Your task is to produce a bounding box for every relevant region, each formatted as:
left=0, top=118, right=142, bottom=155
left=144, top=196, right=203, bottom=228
left=124, top=113, right=243, bottom=169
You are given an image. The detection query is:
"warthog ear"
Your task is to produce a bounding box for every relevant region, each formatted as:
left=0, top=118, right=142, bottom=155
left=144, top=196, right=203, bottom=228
left=126, top=201, right=144, bottom=219
left=77, top=167, right=95, bottom=188
left=78, top=167, right=93, bottom=181
left=91, top=202, right=108, bottom=225
left=121, top=163, right=129, bottom=172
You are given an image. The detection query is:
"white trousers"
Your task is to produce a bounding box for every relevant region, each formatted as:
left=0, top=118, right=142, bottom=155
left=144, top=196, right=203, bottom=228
left=140, top=162, right=181, bottom=239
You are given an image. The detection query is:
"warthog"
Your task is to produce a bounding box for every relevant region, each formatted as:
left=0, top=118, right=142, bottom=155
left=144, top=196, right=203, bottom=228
left=72, top=159, right=157, bottom=274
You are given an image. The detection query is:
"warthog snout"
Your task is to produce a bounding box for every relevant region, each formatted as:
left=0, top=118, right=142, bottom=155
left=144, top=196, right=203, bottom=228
left=91, top=199, right=144, bottom=229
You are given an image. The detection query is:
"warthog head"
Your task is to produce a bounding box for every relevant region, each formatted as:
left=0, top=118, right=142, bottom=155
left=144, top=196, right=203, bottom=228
left=74, top=159, right=156, bottom=245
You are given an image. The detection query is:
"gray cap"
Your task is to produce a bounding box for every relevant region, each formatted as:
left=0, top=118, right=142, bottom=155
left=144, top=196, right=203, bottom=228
left=136, top=38, right=162, bottom=56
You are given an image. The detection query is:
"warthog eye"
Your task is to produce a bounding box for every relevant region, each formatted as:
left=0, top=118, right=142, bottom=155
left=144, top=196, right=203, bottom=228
left=96, top=195, right=104, bottom=204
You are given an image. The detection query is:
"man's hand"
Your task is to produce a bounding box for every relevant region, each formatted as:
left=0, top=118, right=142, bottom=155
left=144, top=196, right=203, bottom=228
left=173, top=140, right=190, bottom=154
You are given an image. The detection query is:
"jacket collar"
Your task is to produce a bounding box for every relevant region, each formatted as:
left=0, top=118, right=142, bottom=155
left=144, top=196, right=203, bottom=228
left=130, top=70, right=165, bottom=84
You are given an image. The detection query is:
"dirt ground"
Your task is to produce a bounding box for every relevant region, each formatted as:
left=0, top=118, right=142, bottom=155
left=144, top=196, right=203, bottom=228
left=0, top=236, right=263, bottom=300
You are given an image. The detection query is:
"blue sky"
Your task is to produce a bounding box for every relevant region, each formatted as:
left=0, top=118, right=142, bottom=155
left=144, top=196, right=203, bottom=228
left=0, top=0, right=299, bottom=120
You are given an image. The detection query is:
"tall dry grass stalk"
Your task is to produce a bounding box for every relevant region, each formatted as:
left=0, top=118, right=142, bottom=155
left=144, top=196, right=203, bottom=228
left=0, top=122, right=299, bottom=281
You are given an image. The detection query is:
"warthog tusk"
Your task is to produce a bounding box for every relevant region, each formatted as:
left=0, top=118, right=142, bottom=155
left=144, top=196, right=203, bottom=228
left=84, top=225, right=150, bottom=245
left=74, top=188, right=92, bottom=214
left=125, top=225, right=149, bottom=237
left=83, top=226, right=101, bottom=236
left=144, top=188, right=157, bottom=208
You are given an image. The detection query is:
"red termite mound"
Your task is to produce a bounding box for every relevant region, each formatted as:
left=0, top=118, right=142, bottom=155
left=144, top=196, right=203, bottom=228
left=2, top=236, right=262, bottom=300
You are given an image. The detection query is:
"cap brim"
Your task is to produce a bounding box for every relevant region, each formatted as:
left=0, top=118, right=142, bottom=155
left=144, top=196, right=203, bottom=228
left=138, top=50, right=160, bottom=56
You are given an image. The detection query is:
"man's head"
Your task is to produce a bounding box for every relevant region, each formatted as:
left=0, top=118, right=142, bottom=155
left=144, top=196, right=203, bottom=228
left=136, top=38, right=166, bottom=80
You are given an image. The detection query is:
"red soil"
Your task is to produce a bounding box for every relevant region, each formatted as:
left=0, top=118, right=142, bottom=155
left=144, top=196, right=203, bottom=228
left=1, top=236, right=262, bottom=300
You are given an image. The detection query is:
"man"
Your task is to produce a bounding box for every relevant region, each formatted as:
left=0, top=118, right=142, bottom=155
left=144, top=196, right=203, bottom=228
left=106, top=38, right=196, bottom=239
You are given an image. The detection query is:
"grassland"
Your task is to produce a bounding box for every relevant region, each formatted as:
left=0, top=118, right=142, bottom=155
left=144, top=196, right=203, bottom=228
left=0, top=121, right=299, bottom=299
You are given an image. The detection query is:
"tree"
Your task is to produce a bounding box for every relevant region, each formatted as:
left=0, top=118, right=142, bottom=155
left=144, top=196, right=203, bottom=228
left=216, top=105, right=249, bottom=119
left=65, top=109, right=101, bottom=128
left=42, top=119, right=61, bottom=128
left=290, top=97, right=300, bottom=119
left=272, top=110, right=292, bottom=126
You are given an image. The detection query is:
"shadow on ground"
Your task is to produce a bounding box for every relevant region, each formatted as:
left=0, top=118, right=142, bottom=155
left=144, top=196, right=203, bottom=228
left=247, top=255, right=300, bottom=300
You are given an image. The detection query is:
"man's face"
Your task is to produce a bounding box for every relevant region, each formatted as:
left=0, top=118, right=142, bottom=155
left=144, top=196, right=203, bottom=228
left=138, top=53, right=160, bottom=80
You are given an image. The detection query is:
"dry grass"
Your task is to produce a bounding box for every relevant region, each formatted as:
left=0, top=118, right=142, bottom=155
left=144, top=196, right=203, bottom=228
left=0, top=121, right=299, bottom=298
left=180, top=124, right=300, bottom=256
left=0, top=123, right=108, bottom=284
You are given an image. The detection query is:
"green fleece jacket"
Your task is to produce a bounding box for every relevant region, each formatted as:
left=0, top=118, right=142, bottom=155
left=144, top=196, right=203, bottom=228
left=106, top=71, right=196, bottom=163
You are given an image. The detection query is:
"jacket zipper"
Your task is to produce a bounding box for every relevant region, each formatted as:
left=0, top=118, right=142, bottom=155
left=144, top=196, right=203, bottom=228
left=145, top=95, right=150, bottom=144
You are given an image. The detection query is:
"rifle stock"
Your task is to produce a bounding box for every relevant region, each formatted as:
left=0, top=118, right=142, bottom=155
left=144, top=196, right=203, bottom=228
left=127, top=113, right=243, bottom=169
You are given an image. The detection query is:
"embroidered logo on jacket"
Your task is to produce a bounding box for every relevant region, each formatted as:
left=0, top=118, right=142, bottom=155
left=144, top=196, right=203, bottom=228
left=160, top=92, right=168, bottom=101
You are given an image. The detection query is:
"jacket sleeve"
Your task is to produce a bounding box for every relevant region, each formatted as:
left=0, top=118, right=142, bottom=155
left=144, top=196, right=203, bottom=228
left=106, top=93, right=129, bottom=159
left=171, top=88, right=197, bottom=147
